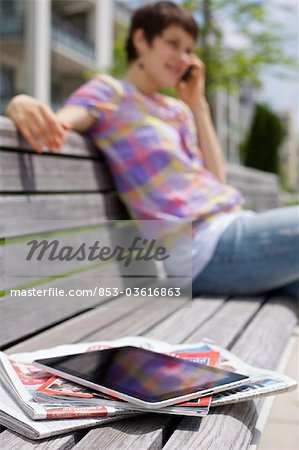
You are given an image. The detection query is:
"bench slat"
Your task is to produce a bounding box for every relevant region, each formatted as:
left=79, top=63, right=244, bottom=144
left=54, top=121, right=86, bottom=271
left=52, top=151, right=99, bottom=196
left=2, top=297, right=222, bottom=448
left=0, top=117, right=291, bottom=449
left=186, top=297, right=262, bottom=345
left=72, top=415, right=172, bottom=450
left=2, top=227, right=127, bottom=289
left=6, top=297, right=222, bottom=355
left=3, top=296, right=265, bottom=449
left=164, top=296, right=297, bottom=450
left=1, top=194, right=128, bottom=238
left=0, top=116, right=99, bottom=159
left=227, top=163, right=279, bottom=188
left=4, top=295, right=294, bottom=450
left=0, top=151, right=113, bottom=193
left=0, top=263, right=142, bottom=348
left=61, top=297, right=265, bottom=450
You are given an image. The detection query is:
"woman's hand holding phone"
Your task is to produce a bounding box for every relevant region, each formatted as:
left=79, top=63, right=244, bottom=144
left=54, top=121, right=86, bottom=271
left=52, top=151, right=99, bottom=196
left=176, top=55, right=207, bottom=111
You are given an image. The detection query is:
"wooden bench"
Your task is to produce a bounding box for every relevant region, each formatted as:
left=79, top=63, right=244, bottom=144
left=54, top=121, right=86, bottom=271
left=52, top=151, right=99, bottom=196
left=0, top=116, right=297, bottom=449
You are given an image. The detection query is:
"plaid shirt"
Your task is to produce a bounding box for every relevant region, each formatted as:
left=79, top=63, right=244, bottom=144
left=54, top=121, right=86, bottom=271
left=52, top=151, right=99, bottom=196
left=65, top=74, right=244, bottom=226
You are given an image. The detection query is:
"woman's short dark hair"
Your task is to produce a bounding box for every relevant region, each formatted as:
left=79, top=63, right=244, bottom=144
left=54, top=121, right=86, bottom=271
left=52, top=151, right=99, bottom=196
left=125, top=1, right=198, bottom=63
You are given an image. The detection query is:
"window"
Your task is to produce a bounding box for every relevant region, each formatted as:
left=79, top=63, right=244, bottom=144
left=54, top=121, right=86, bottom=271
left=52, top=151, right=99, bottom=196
left=0, top=66, right=16, bottom=99
left=0, top=0, right=17, bottom=17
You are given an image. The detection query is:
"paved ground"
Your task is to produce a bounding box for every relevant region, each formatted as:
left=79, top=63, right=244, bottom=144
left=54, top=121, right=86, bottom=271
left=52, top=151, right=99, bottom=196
left=258, top=326, right=299, bottom=450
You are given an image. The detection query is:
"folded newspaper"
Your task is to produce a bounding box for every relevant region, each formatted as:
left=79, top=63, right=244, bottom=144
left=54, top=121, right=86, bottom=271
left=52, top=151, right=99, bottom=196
left=0, top=336, right=296, bottom=440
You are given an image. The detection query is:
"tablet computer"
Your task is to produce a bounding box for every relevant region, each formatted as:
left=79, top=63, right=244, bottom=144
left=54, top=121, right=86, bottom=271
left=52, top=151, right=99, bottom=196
left=34, top=346, right=250, bottom=409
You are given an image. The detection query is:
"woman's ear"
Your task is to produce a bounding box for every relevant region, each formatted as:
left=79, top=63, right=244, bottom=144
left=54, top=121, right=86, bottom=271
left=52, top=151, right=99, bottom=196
left=132, top=28, right=148, bottom=56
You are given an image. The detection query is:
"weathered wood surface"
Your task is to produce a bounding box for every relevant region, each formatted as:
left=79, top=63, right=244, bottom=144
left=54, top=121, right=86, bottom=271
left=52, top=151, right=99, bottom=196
left=0, top=193, right=128, bottom=238
left=2, top=225, right=152, bottom=289
left=227, top=163, right=279, bottom=188
left=0, top=150, right=114, bottom=193
left=0, top=151, right=280, bottom=208
left=1, top=117, right=281, bottom=213
left=1, top=294, right=296, bottom=449
left=0, top=263, right=137, bottom=348
left=0, top=117, right=292, bottom=449
left=0, top=116, right=99, bottom=159
left=163, top=297, right=298, bottom=450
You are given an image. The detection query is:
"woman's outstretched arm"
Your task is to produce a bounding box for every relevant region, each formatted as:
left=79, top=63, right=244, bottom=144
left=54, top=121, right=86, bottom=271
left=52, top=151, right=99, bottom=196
left=5, top=94, right=96, bottom=152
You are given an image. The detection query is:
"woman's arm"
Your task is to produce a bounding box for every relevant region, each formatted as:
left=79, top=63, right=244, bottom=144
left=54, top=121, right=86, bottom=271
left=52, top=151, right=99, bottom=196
left=5, top=94, right=96, bottom=152
left=177, top=56, right=227, bottom=184
left=191, top=99, right=226, bottom=184
left=56, top=105, right=96, bottom=132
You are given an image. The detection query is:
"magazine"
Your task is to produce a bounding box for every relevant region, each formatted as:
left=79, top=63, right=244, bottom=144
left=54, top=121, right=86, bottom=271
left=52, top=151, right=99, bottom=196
left=0, top=383, right=134, bottom=440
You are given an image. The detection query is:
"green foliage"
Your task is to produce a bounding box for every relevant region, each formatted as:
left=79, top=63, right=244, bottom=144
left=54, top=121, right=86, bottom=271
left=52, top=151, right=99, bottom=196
left=183, top=0, right=296, bottom=96
left=240, top=104, right=286, bottom=175
left=83, top=24, right=129, bottom=81
left=86, top=0, right=296, bottom=100
left=110, top=25, right=128, bottom=79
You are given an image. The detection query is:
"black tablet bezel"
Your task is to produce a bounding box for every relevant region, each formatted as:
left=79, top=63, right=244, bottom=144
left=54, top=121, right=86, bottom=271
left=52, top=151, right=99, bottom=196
left=34, top=346, right=249, bottom=403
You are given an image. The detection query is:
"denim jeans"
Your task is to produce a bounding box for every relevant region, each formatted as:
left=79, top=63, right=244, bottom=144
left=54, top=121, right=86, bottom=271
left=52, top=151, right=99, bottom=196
left=192, top=206, right=299, bottom=298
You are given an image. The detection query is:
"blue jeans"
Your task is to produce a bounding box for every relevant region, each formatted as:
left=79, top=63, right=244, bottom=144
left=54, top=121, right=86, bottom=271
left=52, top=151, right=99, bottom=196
left=192, top=206, right=299, bottom=298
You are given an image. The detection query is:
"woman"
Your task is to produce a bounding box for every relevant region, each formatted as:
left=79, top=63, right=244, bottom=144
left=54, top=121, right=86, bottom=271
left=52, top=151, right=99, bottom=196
left=6, top=1, right=299, bottom=298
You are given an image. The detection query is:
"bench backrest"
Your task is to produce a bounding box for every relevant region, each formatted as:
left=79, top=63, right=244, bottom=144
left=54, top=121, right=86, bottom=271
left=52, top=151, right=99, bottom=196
left=0, top=116, right=280, bottom=349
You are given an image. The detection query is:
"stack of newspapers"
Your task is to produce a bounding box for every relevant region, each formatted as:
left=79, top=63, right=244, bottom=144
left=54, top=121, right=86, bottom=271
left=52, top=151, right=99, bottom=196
left=0, top=336, right=296, bottom=440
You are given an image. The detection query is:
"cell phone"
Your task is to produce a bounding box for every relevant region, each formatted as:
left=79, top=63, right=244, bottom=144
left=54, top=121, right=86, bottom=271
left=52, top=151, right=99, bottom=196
left=181, top=66, right=194, bottom=82
left=34, top=346, right=250, bottom=409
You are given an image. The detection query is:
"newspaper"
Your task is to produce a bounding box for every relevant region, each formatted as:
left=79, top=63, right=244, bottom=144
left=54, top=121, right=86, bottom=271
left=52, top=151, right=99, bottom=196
left=0, top=336, right=296, bottom=439
left=32, top=338, right=297, bottom=410
left=0, top=350, right=137, bottom=420
left=0, top=384, right=133, bottom=440
left=207, top=341, right=298, bottom=406
left=0, top=338, right=215, bottom=421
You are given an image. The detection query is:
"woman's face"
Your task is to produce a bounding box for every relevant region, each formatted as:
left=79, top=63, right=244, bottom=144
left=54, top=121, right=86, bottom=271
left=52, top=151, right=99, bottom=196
left=140, top=25, right=195, bottom=89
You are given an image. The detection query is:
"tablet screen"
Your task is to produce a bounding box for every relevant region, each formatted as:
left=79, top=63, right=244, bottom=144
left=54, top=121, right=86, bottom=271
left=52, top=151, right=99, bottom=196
left=35, top=346, right=248, bottom=403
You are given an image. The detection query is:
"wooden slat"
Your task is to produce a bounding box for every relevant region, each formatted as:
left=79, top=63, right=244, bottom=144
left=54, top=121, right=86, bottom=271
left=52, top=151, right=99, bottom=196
left=5, top=294, right=290, bottom=450
left=5, top=294, right=158, bottom=354
left=0, top=151, right=113, bottom=193
left=6, top=297, right=222, bottom=355
left=3, top=296, right=260, bottom=449
left=163, top=296, right=297, bottom=450
left=2, top=221, right=157, bottom=290
left=69, top=297, right=263, bottom=450
left=72, top=416, right=172, bottom=450
left=227, top=163, right=278, bottom=188
left=0, top=268, right=117, bottom=348
left=71, top=296, right=295, bottom=450
left=3, top=228, right=116, bottom=285
left=230, top=297, right=298, bottom=370
left=0, top=293, right=188, bottom=447
left=0, top=193, right=128, bottom=238
left=186, top=297, right=263, bottom=346
left=2, top=228, right=118, bottom=289
left=0, top=116, right=99, bottom=159
left=0, top=430, right=77, bottom=450
left=0, top=258, right=155, bottom=348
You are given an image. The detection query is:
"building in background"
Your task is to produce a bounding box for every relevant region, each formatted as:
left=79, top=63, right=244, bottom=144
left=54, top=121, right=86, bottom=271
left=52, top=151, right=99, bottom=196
left=279, top=113, right=299, bottom=191
left=0, top=0, right=259, bottom=166
left=211, top=81, right=256, bottom=163
left=0, top=0, right=120, bottom=111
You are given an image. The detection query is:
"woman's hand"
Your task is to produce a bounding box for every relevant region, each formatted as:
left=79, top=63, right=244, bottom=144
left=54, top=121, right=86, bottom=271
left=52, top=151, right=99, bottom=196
left=176, top=55, right=208, bottom=111
left=5, top=94, right=71, bottom=153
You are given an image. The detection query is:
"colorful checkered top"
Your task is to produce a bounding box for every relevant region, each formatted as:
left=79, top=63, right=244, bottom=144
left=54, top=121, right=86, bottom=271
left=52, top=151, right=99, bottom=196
left=65, top=74, right=244, bottom=227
